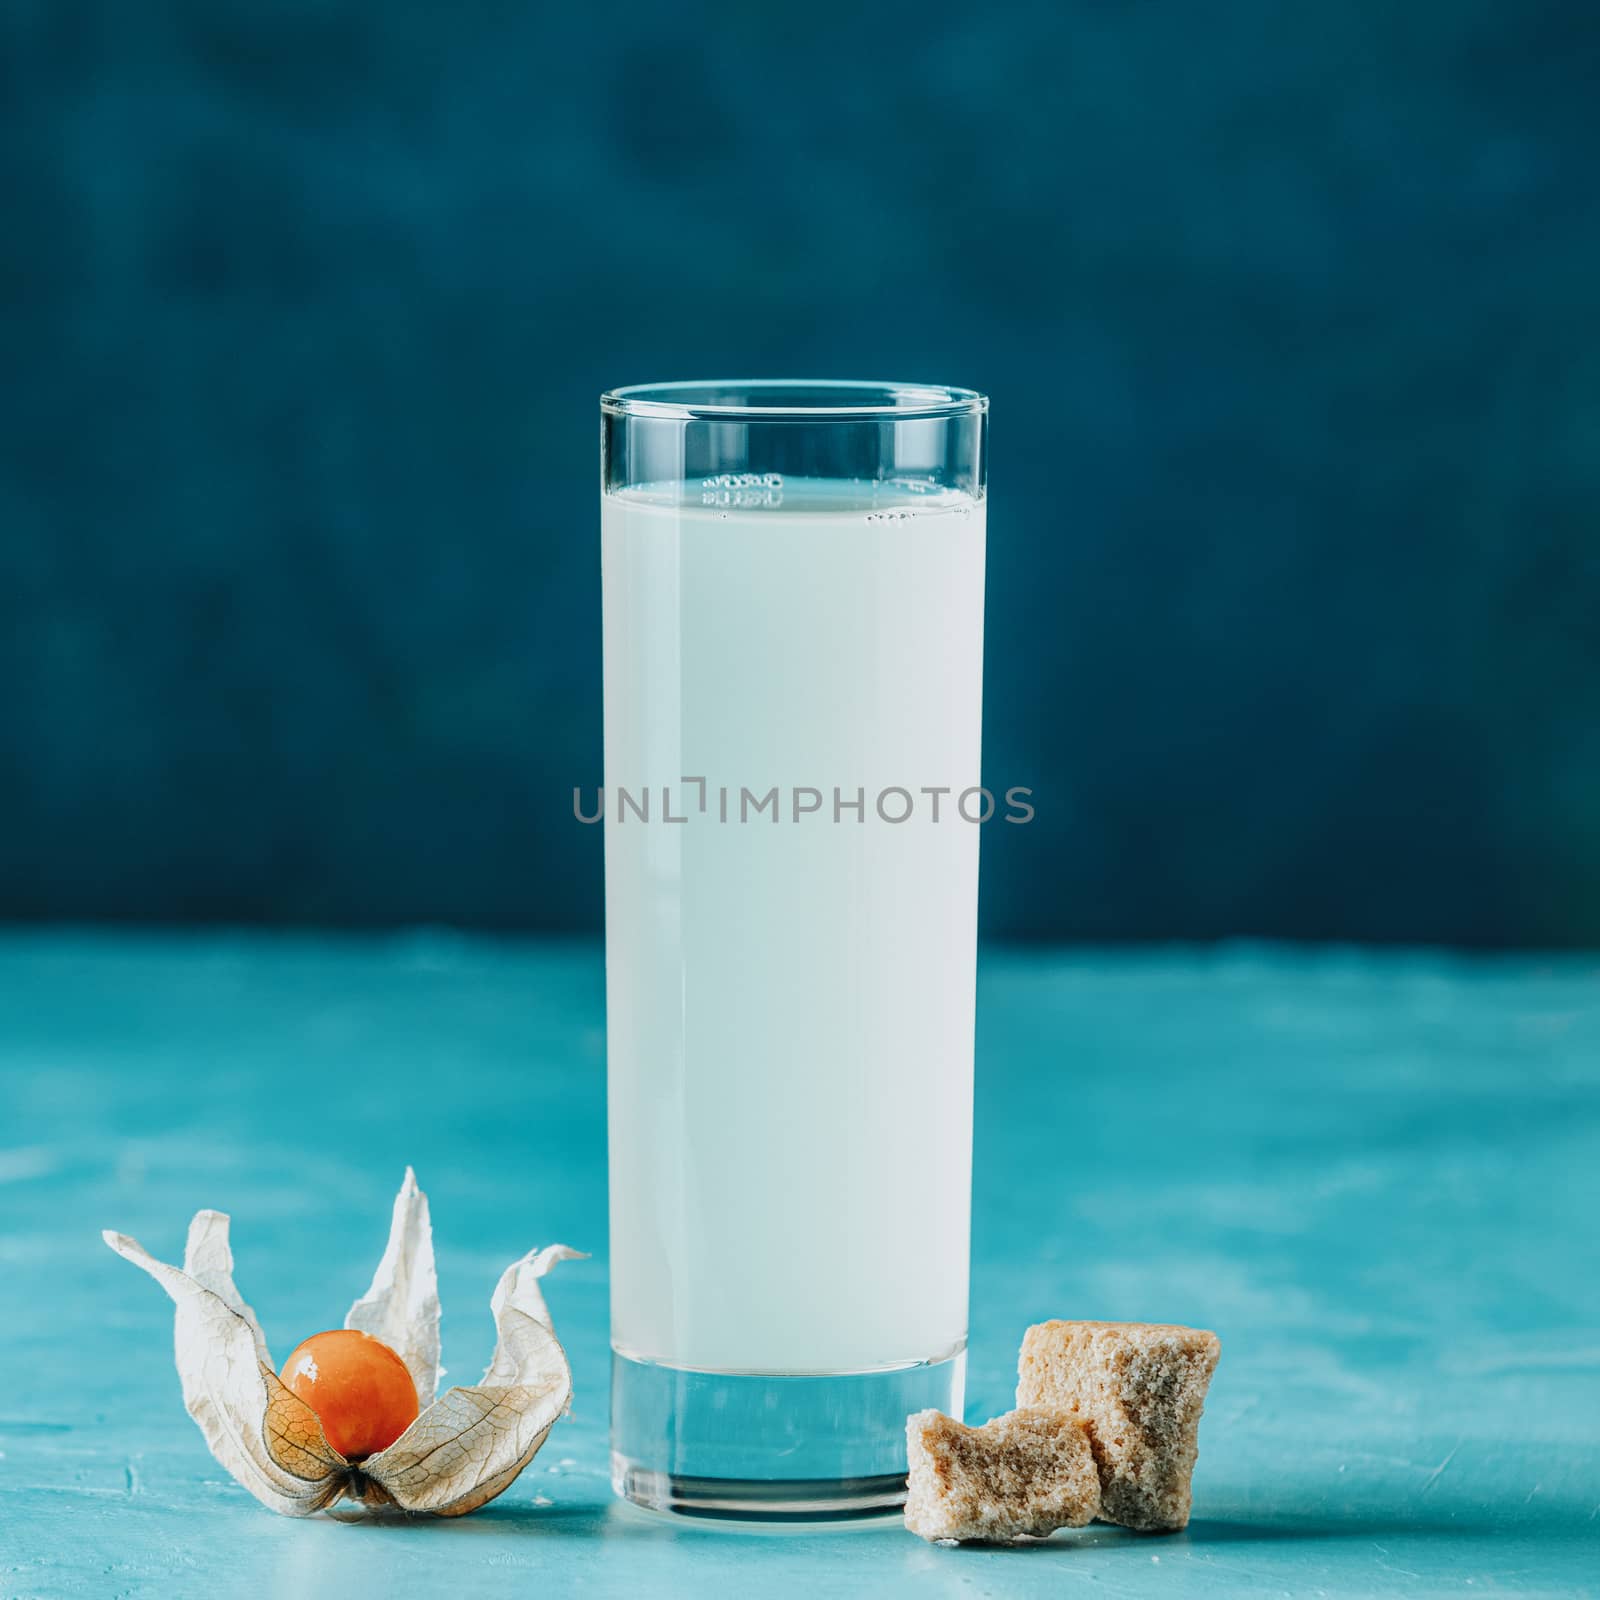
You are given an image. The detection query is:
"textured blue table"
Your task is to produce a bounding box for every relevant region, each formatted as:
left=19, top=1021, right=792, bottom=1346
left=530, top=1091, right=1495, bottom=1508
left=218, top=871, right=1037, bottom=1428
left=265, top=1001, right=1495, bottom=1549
left=2, top=933, right=1597, bottom=1597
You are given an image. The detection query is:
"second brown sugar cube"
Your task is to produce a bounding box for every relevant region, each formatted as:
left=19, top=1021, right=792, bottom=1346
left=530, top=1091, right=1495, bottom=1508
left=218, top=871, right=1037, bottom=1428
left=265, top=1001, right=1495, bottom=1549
left=1016, top=1320, right=1221, bottom=1532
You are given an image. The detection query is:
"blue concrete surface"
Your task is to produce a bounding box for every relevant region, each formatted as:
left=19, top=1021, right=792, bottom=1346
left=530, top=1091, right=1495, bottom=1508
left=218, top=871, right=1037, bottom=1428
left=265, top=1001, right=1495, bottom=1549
left=1, top=932, right=1597, bottom=1596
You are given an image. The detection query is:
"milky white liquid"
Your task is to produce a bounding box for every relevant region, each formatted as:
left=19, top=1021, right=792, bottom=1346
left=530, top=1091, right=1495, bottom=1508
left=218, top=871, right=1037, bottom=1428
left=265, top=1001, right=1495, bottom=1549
left=603, top=478, right=984, bottom=1372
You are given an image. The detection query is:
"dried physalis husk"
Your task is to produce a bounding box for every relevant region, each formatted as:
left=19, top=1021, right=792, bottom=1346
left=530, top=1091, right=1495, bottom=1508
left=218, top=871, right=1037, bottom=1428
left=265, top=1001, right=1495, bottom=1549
left=103, top=1168, right=583, bottom=1517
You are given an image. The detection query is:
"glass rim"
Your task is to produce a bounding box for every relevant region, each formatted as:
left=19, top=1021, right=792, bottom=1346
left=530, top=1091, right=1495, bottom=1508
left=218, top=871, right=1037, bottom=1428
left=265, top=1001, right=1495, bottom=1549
left=600, top=379, right=988, bottom=423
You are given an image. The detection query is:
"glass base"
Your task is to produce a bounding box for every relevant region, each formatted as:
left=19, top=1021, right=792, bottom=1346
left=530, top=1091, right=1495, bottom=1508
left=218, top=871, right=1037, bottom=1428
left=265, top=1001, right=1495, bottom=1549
left=610, top=1347, right=965, bottom=1522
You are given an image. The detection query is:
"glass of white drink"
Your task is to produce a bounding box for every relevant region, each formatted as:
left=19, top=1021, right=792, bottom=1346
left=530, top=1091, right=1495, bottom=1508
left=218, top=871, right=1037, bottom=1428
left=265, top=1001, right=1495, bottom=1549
left=602, top=381, right=988, bottom=1520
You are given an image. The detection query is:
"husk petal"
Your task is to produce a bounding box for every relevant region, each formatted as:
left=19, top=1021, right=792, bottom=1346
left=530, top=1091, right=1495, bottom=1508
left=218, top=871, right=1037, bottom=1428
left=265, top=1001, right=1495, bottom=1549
left=262, top=1363, right=348, bottom=1484
left=344, top=1166, right=441, bottom=1403
left=103, top=1227, right=345, bottom=1517
left=484, top=1244, right=585, bottom=1387
left=363, top=1243, right=581, bottom=1513
left=181, top=1210, right=272, bottom=1370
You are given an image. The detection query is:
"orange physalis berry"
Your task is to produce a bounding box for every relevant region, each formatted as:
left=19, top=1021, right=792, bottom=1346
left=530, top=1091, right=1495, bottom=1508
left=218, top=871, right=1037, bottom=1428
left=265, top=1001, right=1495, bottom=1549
left=280, top=1329, right=419, bottom=1460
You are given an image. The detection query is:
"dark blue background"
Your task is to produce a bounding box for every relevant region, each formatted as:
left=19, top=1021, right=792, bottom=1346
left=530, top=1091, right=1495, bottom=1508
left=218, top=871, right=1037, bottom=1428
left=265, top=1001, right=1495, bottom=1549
left=3, top=0, right=1597, bottom=944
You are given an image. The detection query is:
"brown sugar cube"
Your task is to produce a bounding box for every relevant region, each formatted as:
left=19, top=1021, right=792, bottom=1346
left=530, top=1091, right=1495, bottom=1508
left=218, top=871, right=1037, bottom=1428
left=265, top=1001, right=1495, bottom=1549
left=903, top=1407, right=1101, bottom=1544
left=1016, top=1320, right=1221, bottom=1531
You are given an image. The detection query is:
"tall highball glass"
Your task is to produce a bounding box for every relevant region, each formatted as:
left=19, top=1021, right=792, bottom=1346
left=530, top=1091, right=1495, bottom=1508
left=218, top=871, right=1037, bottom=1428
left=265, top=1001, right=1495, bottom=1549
left=602, top=381, right=988, bottom=1519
